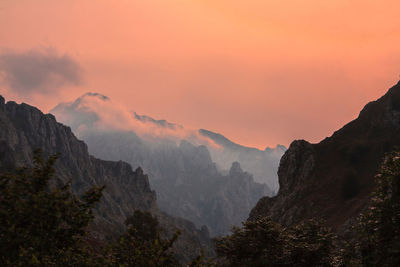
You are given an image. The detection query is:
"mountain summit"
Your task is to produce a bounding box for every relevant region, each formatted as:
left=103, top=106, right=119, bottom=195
left=51, top=93, right=285, bottom=188
left=199, top=128, right=285, bottom=190
left=0, top=96, right=212, bottom=262
left=249, top=81, right=400, bottom=232
left=50, top=93, right=276, bottom=235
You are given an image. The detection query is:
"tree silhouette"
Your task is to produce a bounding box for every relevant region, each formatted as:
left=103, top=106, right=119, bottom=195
left=0, top=149, right=104, bottom=266
left=355, top=150, right=400, bottom=266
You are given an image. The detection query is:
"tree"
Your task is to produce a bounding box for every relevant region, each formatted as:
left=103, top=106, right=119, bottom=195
left=108, top=210, right=181, bottom=267
left=355, top=150, right=400, bottom=266
left=0, top=149, right=104, bottom=266
left=285, top=219, right=336, bottom=266
left=215, top=217, right=336, bottom=267
left=215, top=217, right=285, bottom=266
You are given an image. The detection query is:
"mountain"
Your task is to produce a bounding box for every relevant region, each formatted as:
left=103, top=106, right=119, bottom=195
left=199, top=129, right=285, bottom=191
left=134, top=112, right=183, bottom=130
left=0, top=95, right=212, bottom=263
left=249, top=81, right=400, bottom=232
left=51, top=93, right=275, bottom=236
left=78, top=126, right=268, bottom=236
left=52, top=92, right=285, bottom=189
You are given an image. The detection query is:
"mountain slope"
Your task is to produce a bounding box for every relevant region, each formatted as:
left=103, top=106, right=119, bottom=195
left=249, top=81, right=400, bottom=232
left=51, top=92, right=284, bottom=189
left=51, top=93, right=272, bottom=235
left=72, top=130, right=269, bottom=236
left=199, top=129, right=285, bottom=191
left=0, top=95, right=212, bottom=262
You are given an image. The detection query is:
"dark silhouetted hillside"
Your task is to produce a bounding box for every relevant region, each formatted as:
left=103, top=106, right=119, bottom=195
left=249, top=81, right=400, bottom=233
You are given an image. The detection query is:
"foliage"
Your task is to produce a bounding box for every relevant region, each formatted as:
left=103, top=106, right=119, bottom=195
left=215, top=217, right=285, bottom=266
left=0, top=150, right=215, bottom=266
left=108, top=210, right=181, bottom=267
left=215, top=150, right=400, bottom=266
left=285, top=219, right=336, bottom=266
left=354, top=150, right=400, bottom=266
left=188, top=252, right=215, bottom=267
left=0, top=149, right=104, bottom=266
left=215, top=217, right=336, bottom=267
left=4, top=149, right=400, bottom=266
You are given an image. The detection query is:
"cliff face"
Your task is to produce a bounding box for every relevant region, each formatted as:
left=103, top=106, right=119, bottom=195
left=150, top=141, right=270, bottom=236
left=50, top=94, right=273, bottom=236
left=83, top=132, right=268, bottom=236
left=0, top=96, right=156, bottom=233
left=0, top=96, right=212, bottom=262
left=50, top=93, right=270, bottom=236
left=199, top=128, right=285, bottom=191
left=249, top=81, right=400, bottom=231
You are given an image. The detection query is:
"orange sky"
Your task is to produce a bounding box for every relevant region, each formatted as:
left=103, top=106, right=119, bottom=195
left=0, top=0, right=399, bottom=148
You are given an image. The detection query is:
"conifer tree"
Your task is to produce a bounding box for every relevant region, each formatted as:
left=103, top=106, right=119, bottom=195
left=0, top=149, right=104, bottom=266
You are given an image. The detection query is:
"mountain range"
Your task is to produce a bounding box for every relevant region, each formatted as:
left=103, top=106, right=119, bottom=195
left=0, top=95, right=212, bottom=263
left=1, top=80, right=400, bottom=264
left=50, top=93, right=284, bottom=235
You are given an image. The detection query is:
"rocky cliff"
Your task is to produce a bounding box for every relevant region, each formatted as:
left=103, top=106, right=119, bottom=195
left=79, top=131, right=268, bottom=236
left=50, top=93, right=271, bottom=236
left=199, top=128, right=285, bottom=191
left=0, top=95, right=212, bottom=262
left=249, top=81, right=400, bottom=232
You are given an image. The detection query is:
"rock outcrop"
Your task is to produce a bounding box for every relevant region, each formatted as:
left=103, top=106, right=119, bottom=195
left=83, top=132, right=268, bottom=236
left=199, top=128, right=285, bottom=191
left=51, top=93, right=271, bottom=236
left=0, top=96, right=212, bottom=262
left=0, top=97, right=156, bottom=231
left=249, top=81, right=400, bottom=232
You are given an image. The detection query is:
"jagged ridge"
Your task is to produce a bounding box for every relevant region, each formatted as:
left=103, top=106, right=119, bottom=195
left=0, top=95, right=212, bottom=262
left=249, top=81, right=400, bottom=232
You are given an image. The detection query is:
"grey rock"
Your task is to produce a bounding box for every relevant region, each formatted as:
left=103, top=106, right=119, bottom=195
left=0, top=96, right=212, bottom=263
left=50, top=93, right=272, bottom=236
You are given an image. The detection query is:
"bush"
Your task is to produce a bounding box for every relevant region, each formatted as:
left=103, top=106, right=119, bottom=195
left=215, top=217, right=336, bottom=267
left=355, top=150, right=400, bottom=266
left=0, top=149, right=104, bottom=266
left=108, top=210, right=181, bottom=266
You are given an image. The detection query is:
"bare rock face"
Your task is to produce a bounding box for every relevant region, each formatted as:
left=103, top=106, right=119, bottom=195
left=50, top=93, right=276, bottom=236
left=249, top=140, right=316, bottom=226
left=0, top=97, right=212, bottom=262
left=0, top=99, right=156, bottom=233
left=77, top=129, right=269, bottom=236
left=199, top=128, right=285, bottom=191
left=249, top=81, right=400, bottom=232
left=277, top=140, right=315, bottom=195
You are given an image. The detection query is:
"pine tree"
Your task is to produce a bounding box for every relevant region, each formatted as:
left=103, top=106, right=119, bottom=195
left=356, top=150, right=400, bottom=266
left=108, top=210, right=181, bottom=267
left=0, top=149, right=104, bottom=266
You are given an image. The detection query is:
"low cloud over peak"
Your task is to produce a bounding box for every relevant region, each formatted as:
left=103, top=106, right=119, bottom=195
left=79, top=92, right=110, bottom=101
left=0, top=48, right=82, bottom=95
left=51, top=93, right=285, bottom=189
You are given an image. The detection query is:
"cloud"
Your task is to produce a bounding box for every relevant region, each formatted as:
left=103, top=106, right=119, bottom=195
left=51, top=92, right=222, bottom=148
left=0, top=48, right=82, bottom=94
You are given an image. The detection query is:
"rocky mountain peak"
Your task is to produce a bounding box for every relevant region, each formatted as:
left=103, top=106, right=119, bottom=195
left=0, top=95, right=156, bottom=221
left=358, top=81, right=400, bottom=129
left=278, top=140, right=314, bottom=194
left=0, top=95, right=214, bottom=262
left=135, top=166, right=144, bottom=175
left=134, top=112, right=183, bottom=130
left=229, top=161, right=243, bottom=175
left=249, top=81, right=400, bottom=232
left=80, top=92, right=110, bottom=101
